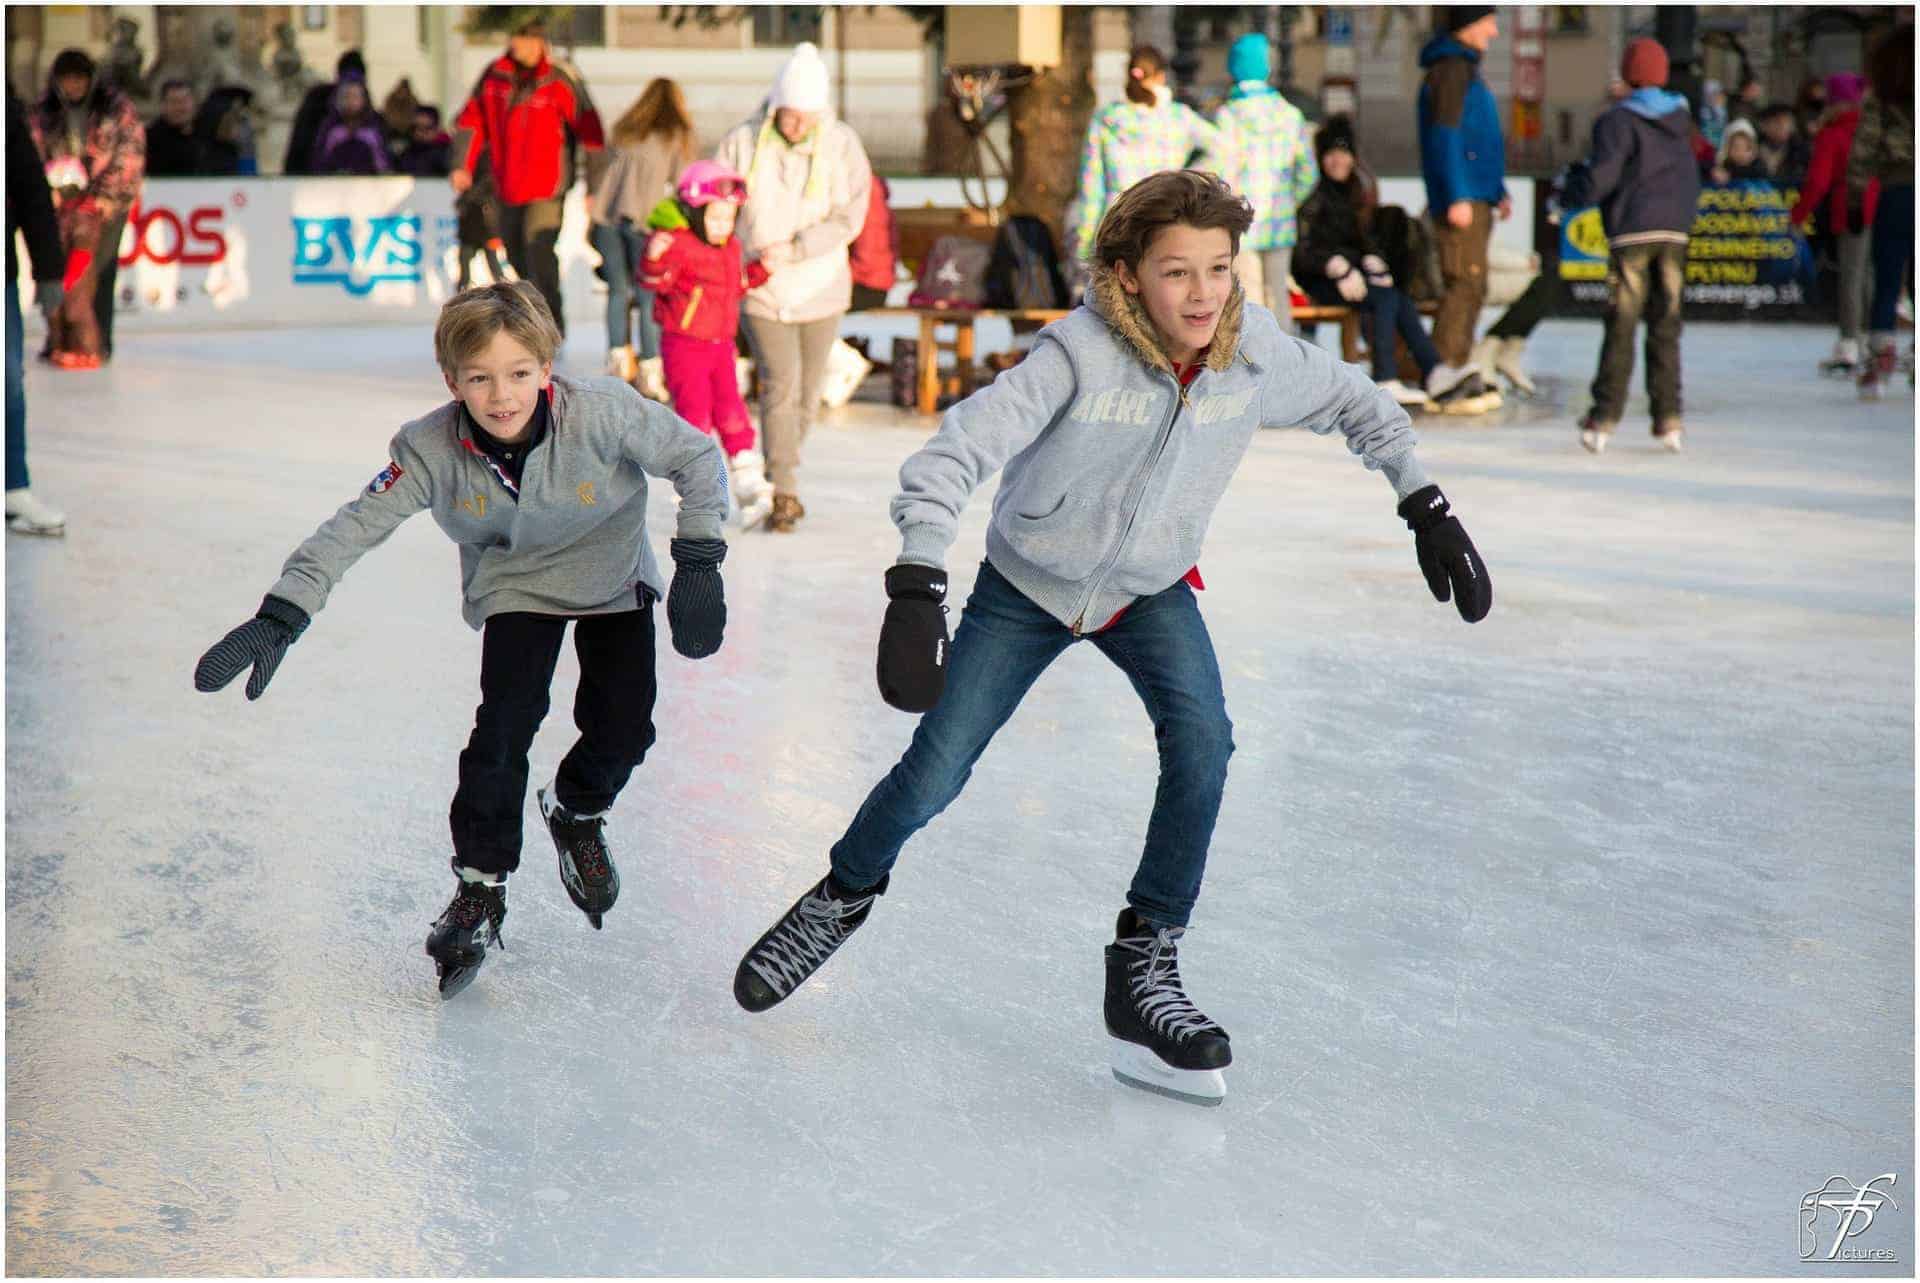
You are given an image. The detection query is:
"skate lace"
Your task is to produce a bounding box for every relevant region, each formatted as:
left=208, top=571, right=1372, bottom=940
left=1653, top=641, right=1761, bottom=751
left=556, top=816, right=611, bottom=882
left=446, top=885, right=506, bottom=945
left=1120, top=928, right=1219, bottom=1042
left=747, top=884, right=875, bottom=996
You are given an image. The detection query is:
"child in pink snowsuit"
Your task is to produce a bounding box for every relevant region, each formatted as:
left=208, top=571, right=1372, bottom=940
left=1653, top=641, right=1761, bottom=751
left=641, top=160, right=775, bottom=524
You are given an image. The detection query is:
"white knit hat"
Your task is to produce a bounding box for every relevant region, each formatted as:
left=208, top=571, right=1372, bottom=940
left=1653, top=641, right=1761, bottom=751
left=770, top=41, right=831, bottom=112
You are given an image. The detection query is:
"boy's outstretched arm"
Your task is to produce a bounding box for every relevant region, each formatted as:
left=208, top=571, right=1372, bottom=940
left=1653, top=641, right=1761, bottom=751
left=1267, top=336, right=1492, bottom=623
left=195, top=437, right=434, bottom=699
left=878, top=338, right=1076, bottom=712
left=620, top=390, right=731, bottom=658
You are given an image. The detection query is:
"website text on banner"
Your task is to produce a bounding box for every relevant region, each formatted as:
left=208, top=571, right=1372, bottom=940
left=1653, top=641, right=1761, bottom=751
left=1558, top=178, right=1821, bottom=319
left=13, top=176, right=602, bottom=332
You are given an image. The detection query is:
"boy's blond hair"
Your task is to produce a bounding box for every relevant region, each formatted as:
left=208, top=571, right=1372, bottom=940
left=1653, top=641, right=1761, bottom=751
left=434, top=280, right=562, bottom=372
left=1091, top=170, right=1255, bottom=271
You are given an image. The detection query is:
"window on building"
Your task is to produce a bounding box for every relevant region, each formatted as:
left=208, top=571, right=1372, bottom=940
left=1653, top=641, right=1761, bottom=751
left=752, top=6, right=823, bottom=48
left=1551, top=7, right=1590, bottom=36
left=301, top=5, right=326, bottom=32
left=554, top=5, right=606, bottom=48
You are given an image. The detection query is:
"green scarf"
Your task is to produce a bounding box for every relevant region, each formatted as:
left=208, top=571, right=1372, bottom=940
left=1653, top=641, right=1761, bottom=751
left=747, top=113, right=829, bottom=208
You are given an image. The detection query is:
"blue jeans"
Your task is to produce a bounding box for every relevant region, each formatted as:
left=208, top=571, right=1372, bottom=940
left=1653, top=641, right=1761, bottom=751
left=590, top=220, right=658, bottom=358
left=6, top=278, right=26, bottom=492
left=1869, top=183, right=1914, bottom=334
left=831, top=560, right=1236, bottom=928
left=1366, top=284, right=1441, bottom=382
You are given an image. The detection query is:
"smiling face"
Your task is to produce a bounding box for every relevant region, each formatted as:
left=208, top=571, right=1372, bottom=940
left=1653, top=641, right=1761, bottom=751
left=1113, top=222, right=1235, bottom=367
left=444, top=329, right=552, bottom=444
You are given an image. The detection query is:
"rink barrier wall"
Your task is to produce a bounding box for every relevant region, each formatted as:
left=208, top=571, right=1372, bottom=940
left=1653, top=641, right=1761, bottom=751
left=13, top=175, right=1544, bottom=335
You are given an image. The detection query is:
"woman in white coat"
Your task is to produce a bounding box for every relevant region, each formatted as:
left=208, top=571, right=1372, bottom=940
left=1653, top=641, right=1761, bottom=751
left=715, top=43, right=872, bottom=533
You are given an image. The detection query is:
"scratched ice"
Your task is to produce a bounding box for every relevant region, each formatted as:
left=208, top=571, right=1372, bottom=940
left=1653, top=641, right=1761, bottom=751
left=6, top=317, right=1912, bottom=1274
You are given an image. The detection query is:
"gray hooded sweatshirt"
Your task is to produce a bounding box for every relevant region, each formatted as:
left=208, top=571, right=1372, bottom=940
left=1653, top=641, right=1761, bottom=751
left=268, top=373, right=728, bottom=630
left=892, top=267, right=1433, bottom=633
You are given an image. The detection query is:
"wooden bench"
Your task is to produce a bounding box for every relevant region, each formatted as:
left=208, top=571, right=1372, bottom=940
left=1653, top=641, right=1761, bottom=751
left=862, top=307, right=1071, bottom=416
left=874, top=298, right=1444, bottom=416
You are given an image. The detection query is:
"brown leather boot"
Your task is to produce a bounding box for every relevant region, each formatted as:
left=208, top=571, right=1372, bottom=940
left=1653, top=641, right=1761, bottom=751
left=768, top=493, right=805, bottom=533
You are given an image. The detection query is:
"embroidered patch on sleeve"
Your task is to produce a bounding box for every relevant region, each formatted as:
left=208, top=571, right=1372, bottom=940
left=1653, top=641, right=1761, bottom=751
left=368, top=460, right=405, bottom=494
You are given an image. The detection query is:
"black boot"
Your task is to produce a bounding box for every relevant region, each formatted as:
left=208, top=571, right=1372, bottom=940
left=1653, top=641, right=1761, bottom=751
left=734, top=871, right=888, bottom=1012
left=1105, top=908, right=1231, bottom=1104
left=426, top=872, right=508, bottom=999
left=538, top=783, right=619, bottom=929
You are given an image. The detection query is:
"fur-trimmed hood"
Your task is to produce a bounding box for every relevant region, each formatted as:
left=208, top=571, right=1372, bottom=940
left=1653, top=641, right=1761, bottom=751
left=1083, top=262, right=1248, bottom=378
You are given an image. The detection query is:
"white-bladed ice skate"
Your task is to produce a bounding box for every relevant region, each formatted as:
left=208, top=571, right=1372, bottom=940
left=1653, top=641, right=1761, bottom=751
left=728, top=448, right=774, bottom=530
left=1104, top=909, right=1231, bottom=1107
left=1109, top=1040, right=1228, bottom=1107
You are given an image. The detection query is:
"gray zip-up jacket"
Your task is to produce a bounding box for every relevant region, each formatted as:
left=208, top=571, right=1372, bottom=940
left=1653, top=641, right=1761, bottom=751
left=269, top=373, right=727, bottom=630
left=892, top=266, right=1433, bottom=632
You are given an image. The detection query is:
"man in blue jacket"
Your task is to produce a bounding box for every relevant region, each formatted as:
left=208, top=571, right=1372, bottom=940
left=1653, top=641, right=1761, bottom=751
left=1564, top=38, right=1701, bottom=454
left=1418, top=6, right=1509, bottom=376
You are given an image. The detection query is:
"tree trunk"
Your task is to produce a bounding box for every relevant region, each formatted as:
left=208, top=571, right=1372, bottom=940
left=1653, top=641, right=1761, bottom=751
left=1004, top=6, right=1095, bottom=250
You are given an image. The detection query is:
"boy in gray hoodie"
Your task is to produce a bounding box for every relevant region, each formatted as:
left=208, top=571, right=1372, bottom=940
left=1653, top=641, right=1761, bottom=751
left=732, top=171, right=1492, bottom=1106
left=193, top=281, right=731, bottom=998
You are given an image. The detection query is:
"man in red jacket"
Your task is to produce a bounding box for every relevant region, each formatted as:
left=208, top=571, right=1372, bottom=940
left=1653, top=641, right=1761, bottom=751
left=451, top=17, right=603, bottom=338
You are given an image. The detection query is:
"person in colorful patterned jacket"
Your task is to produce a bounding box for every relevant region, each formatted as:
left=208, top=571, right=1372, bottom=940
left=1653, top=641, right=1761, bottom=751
left=1209, top=33, right=1316, bottom=315
left=451, top=15, right=605, bottom=339
left=1066, top=45, right=1220, bottom=268
left=26, top=48, right=144, bottom=370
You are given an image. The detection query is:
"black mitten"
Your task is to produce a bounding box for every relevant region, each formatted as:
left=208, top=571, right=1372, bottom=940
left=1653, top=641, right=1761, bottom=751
left=194, top=595, right=311, bottom=699
left=1397, top=485, right=1492, bottom=623
left=666, top=536, right=727, bottom=658
left=876, top=564, right=949, bottom=713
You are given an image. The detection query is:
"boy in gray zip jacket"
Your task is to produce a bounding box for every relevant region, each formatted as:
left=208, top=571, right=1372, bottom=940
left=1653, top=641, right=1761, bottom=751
left=193, top=282, right=731, bottom=998
left=733, top=171, right=1491, bottom=1106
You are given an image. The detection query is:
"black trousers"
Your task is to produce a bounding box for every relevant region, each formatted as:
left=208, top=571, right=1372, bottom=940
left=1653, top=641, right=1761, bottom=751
left=93, top=211, right=127, bottom=359
left=1589, top=241, right=1686, bottom=424
left=499, top=198, right=567, bottom=337
left=449, top=606, right=657, bottom=876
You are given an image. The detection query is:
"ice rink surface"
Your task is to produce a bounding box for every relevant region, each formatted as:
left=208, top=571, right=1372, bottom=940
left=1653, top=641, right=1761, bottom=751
left=6, top=316, right=1913, bottom=1275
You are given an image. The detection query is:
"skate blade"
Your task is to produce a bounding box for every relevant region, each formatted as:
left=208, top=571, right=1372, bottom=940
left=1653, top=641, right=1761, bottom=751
left=1109, top=1041, right=1226, bottom=1107
left=436, top=960, right=482, bottom=999
left=588, top=912, right=603, bottom=930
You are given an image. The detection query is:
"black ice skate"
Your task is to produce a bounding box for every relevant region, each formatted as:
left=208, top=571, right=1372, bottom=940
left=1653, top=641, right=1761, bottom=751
left=538, top=782, right=619, bottom=929
left=426, top=873, right=508, bottom=999
left=1105, top=909, right=1231, bottom=1107
left=733, top=872, right=888, bottom=1012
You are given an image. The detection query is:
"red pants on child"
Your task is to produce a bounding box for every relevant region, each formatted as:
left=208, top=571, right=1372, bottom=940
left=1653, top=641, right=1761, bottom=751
left=661, top=332, right=755, bottom=456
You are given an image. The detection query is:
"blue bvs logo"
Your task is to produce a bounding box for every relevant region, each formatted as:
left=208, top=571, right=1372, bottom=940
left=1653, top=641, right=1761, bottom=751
left=291, top=216, right=423, bottom=294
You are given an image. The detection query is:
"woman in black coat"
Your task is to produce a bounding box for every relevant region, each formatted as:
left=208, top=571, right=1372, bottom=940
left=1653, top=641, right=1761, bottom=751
left=1295, top=116, right=1478, bottom=406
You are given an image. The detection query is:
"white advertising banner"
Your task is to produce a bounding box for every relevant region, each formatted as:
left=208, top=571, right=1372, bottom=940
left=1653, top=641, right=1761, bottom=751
left=18, top=175, right=602, bottom=332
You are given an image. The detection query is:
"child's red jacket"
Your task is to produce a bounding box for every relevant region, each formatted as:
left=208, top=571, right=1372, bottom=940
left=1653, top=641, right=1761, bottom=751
left=639, top=202, right=771, bottom=344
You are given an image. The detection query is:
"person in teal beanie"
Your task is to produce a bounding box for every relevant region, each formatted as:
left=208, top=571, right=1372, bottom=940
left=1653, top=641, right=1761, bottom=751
left=1210, top=33, right=1316, bottom=315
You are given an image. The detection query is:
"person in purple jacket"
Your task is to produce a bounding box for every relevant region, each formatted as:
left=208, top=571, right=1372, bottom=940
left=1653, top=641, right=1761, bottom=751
left=309, top=77, right=390, bottom=176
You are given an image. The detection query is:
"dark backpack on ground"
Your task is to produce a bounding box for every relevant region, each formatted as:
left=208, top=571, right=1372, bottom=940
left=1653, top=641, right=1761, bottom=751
left=984, top=215, right=1069, bottom=310
left=1372, top=204, right=1444, bottom=304
left=908, top=235, right=992, bottom=310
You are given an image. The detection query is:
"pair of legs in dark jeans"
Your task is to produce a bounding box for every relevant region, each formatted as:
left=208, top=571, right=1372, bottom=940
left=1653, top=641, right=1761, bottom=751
left=1588, top=241, right=1685, bottom=429
left=449, top=605, right=658, bottom=879
left=830, top=560, right=1236, bottom=929
left=500, top=198, right=567, bottom=339
left=1869, top=183, right=1915, bottom=334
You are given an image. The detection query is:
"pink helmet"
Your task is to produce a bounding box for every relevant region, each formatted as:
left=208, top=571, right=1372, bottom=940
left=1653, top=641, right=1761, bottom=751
left=676, top=160, right=748, bottom=207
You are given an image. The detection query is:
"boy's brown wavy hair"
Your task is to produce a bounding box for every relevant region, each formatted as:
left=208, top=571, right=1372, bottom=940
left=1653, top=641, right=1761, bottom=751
left=1092, top=170, right=1254, bottom=272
